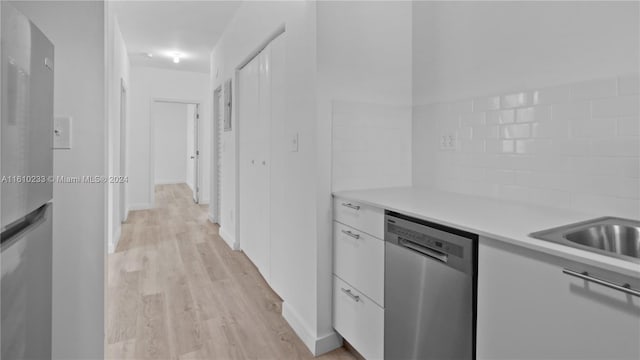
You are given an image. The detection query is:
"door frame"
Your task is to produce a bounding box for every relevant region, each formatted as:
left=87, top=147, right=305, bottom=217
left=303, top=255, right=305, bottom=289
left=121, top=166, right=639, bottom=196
left=148, top=98, right=201, bottom=207
left=212, top=86, right=222, bottom=223
left=119, top=78, right=128, bottom=222
left=192, top=104, right=200, bottom=204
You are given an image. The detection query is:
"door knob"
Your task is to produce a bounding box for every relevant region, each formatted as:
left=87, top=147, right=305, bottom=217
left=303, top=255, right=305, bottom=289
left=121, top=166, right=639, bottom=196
left=262, top=161, right=266, bottom=165
left=190, top=156, right=195, bottom=159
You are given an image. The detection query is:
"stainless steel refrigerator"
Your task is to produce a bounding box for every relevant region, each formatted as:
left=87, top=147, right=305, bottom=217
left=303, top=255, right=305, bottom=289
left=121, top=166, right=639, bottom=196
left=1, top=3, right=54, bottom=359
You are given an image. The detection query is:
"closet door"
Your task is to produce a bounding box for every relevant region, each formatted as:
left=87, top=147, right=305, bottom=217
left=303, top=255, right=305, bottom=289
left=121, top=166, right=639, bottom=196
left=238, top=53, right=261, bottom=268
left=253, top=49, right=271, bottom=280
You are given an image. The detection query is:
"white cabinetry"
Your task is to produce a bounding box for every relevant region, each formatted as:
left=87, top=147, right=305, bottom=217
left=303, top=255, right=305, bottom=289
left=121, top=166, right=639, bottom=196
left=478, top=237, right=640, bottom=360
left=332, top=197, right=385, bottom=359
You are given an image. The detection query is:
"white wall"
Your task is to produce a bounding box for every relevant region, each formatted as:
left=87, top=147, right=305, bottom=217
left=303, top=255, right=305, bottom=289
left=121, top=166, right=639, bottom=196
left=128, top=67, right=209, bottom=209
left=412, top=1, right=640, bottom=218
left=210, top=1, right=336, bottom=354
left=186, top=103, right=195, bottom=191
left=153, top=102, right=188, bottom=184
left=317, top=0, right=412, bottom=344
left=413, top=1, right=640, bottom=105
left=11, top=1, right=106, bottom=358
left=106, top=6, right=130, bottom=253
left=331, top=101, right=412, bottom=192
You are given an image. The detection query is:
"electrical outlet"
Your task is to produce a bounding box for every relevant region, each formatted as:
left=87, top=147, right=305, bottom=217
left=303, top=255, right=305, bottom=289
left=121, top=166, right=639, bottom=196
left=440, top=133, right=457, bottom=150
left=447, top=134, right=456, bottom=149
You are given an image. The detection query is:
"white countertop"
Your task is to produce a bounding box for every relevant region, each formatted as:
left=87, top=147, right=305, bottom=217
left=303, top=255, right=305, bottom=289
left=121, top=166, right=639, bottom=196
left=333, top=187, right=640, bottom=278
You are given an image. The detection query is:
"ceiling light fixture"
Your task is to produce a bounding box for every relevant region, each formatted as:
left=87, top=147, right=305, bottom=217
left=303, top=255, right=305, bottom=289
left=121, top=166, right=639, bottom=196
left=145, top=53, right=153, bottom=58
left=172, top=53, right=181, bottom=64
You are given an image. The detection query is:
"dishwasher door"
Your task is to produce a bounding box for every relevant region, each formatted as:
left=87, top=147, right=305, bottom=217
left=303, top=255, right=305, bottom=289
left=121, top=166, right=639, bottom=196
left=385, top=212, right=476, bottom=360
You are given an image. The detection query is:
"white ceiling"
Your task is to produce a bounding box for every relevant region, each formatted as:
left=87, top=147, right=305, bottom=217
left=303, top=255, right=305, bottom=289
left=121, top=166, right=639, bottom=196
left=113, top=1, right=242, bottom=73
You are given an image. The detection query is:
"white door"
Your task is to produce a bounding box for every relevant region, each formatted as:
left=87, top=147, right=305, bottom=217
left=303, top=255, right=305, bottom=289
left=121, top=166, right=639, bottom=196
left=192, top=104, right=199, bottom=203
left=254, top=47, right=271, bottom=280
left=239, top=51, right=263, bottom=275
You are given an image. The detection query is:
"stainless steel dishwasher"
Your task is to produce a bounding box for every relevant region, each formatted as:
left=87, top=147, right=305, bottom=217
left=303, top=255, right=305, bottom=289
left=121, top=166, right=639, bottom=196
left=385, top=211, right=477, bottom=360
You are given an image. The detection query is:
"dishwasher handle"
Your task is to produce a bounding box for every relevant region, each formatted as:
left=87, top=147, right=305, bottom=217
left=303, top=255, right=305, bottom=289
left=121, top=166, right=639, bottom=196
left=399, top=238, right=448, bottom=263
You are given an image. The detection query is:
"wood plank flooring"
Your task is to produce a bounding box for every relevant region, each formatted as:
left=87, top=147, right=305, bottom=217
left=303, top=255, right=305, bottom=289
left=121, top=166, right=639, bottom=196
left=107, top=184, right=355, bottom=360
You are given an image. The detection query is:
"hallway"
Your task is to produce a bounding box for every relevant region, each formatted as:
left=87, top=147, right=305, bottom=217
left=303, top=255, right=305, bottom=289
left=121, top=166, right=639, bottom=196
left=107, top=184, right=354, bottom=359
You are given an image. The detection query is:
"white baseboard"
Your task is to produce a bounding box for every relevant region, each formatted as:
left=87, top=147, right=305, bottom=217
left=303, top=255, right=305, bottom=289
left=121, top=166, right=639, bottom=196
left=128, top=203, right=152, bottom=211
left=282, top=302, right=342, bottom=356
left=208, top=213, right=218, bottom=224
left=219, top=226, right=239, bottom=250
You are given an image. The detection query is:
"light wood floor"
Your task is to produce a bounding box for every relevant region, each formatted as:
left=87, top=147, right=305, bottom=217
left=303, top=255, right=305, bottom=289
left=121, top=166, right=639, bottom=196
left=107, top=183, right=354, bottom=360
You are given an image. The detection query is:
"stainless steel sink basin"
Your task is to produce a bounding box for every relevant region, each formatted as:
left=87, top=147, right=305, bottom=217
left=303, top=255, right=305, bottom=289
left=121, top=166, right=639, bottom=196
left=530, top=217, right=640, bottom=263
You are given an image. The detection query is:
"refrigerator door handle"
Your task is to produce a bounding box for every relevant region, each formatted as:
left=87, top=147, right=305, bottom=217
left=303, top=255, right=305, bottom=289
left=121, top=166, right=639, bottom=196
left=1, top=204, right=49, bottom=247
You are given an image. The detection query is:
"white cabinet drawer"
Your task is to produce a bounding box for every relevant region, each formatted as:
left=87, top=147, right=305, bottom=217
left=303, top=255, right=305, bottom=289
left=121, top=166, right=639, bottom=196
left=333, top=222, right=384, bottom=306
left=333, top=276, right=384, bottom=360
left=333, top=197, right=384, bottom=239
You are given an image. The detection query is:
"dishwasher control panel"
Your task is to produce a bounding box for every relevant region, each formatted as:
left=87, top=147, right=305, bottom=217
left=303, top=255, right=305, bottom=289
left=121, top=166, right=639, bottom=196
left=384, top=210, right=478, bottom=275
left=387, top=222, right=463, bottom=258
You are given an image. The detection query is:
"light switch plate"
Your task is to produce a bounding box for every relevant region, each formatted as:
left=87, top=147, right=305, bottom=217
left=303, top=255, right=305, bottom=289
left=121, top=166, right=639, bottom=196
left=53, top=116, right=72, bottom=149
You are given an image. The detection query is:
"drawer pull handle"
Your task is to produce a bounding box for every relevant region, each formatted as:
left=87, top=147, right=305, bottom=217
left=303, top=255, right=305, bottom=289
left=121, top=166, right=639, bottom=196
left=341, top=202, right=360, bottom=210
left=340, top=288, right=360, bottom=302
left=341, top=229, right=360, bottom=239
left=562, top=269, right=640, bottom=297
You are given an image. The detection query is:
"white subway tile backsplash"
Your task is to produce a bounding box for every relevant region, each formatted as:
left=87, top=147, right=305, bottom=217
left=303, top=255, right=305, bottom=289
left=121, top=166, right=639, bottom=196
left=552, top=101, right=590, bottom=122
left=516, top=107, right=534, bottom=123
left=416, top=74, right=640, bottom=218
left=570, top=78, right=618, bottom=100
left=486, top=109, right=515, bottom=124
left=531, top=119, right=569, bottom=138
left=528, top=188, right=572, bottom=209
left=460, top=111, right=486, bottom=125
left=460, top=139, right=485, bottom=153
left=571, top=193, right=640, bottom=219
left=458, top=126, right=473, bottom=139
left=485, top=139, right=514, bottom=154
left=572, top=175, right=639, bottom=199
left=570, top=118, right=616, bottom=138
left=552, top=138, right=591, bottom=156
left=497, top=185, right=531, bottom=203
left=501, top=92, right=531, bottom=109
left=484, top=169, right=515, bottom=185
left=591, top=138, right=640, bottom=157
left=515, top=139, right=553, bottom=154
left=501, top=123, right=530, bottom=139
left=515, top=171, right=570, bottom=191
left=516, top=105, right=552, bottom=123
left=592, top=95, right=639, bottom=118
left=533, top=85, right=571, bottom=105
left=473, top=96, right=501, bottom=112
left=618, top=74, right=640, bottom=95
left=617, top=117, right=640, bottom=136
left=571, top=156, right=639, bottom=178
left=451, top=100, right=473, bottom=114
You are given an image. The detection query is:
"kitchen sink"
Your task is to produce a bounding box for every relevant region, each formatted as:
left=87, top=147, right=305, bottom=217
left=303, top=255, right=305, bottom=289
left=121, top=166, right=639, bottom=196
left=530, top=217, right=640, bottom=263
